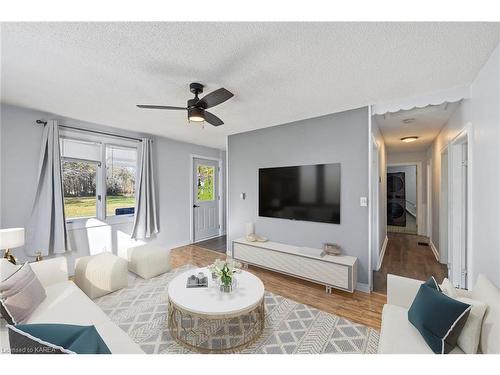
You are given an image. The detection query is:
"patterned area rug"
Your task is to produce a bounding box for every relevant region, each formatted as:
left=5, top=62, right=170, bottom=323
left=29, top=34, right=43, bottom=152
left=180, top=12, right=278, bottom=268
left=95, top=265, right=379, bottom=354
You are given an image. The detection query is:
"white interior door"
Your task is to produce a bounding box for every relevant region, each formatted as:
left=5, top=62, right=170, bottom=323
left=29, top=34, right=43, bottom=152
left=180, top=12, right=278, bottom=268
left=193, top=157, right=220, bottom=242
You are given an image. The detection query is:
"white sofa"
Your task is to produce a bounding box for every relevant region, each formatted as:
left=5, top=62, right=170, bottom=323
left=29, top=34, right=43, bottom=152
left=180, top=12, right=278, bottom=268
left=1, top=257, right=143, bottom=354
left=378, top=274, right=499, bottom=354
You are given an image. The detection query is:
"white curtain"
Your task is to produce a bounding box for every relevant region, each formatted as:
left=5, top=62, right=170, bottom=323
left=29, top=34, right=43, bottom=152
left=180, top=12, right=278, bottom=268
left=132, top=138, right=159, bottom=239
left=25, top=120, right=68, bottom=256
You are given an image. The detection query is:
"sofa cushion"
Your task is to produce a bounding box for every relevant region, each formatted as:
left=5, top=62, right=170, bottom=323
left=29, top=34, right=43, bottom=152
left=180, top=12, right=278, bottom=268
left=7, top=323, right=111, bottom=354
left=0, top=262, right=46, bottom=324
left=27, top=281, right=116, bottom=326
left=25, top=280, right=143, bottom=354
left=408, top=284, right=471, bottom=354
left=378, top=304, right=464, bottom=354
left=471, top=274, right=500, bottom=354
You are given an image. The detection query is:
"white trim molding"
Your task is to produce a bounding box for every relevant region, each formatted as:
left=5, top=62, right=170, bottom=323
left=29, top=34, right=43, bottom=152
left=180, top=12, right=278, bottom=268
left=377, top=235, right=389, bottom=270
left=189, top=154, right=223, bottom=244
left=429, top=240, right=440, bottom=262
left=356, top=283, right=370, bottom=293
left=372, top=86, right=469, bottom=115
left=387, top=161, right=425, bottom=236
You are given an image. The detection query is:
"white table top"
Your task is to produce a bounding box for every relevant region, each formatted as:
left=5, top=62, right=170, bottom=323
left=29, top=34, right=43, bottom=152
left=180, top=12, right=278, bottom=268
left=167, top=267, right=265, bottom=318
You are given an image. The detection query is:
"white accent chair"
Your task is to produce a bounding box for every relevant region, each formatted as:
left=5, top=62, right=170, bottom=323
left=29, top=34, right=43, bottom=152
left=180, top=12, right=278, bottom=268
left=378, top=274, right=500, bottom=354
left=127, top=244, right=171, bottom=279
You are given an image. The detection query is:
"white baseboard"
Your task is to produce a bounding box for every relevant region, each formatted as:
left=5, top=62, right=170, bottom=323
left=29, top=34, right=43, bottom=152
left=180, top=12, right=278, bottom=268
left=429, top=240, right=440, bottom=262
left=169, top=240, right=191, bottom=249
left=376, top=235, right=389, bottom=270
left=356, top=282, right=370, bottom=293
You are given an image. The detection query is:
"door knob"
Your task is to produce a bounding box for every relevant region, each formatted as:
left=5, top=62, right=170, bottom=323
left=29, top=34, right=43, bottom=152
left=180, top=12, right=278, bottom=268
left=193, top=204, right=199, bottom=208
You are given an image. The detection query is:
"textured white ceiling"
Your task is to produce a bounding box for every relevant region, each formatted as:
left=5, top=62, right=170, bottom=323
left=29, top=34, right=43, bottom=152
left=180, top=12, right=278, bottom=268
left=374, top=102, right=460, bottom=152
left=1, top=22, right=500, bottom=149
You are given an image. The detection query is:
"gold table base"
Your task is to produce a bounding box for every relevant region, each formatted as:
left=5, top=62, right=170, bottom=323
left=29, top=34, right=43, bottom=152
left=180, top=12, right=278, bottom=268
left=167, top=298, right=265, bottom=353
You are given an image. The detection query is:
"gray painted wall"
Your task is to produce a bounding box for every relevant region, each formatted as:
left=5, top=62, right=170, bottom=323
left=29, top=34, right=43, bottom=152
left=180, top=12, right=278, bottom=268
left=228, top=107, right=370, bottom=284
left=0, top=104, right=225, bottom=270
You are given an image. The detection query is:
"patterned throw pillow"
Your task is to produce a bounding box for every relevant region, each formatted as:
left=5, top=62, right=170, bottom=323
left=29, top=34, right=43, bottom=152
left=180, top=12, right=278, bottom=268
left=7, top=324, right=111, bottom=354
left=0, top=262, right=46, bottom=324
left=408, top=283, right=471, bottom=354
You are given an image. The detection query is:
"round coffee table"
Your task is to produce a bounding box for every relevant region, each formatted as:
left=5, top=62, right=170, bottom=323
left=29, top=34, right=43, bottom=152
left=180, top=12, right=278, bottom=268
left=167, top=267, right=265, bottom=353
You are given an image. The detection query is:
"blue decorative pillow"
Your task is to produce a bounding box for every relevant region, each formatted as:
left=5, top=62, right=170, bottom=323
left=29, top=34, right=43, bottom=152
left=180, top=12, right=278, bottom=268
left=7, top=324, right=111, bottom=354
left=423, top=276, right=441, bottom=291
left=408, top=284, right=471, bottom=354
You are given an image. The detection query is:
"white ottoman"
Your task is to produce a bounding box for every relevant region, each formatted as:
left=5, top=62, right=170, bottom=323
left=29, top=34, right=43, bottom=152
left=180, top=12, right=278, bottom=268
left=127, top=244, right=171, bottom=279
left=74, top=252, right=128, bottom=299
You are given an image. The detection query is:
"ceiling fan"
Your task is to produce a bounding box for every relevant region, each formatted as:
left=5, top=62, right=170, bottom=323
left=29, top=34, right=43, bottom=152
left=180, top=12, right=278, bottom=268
left=137, top=82, right=234, bottom=126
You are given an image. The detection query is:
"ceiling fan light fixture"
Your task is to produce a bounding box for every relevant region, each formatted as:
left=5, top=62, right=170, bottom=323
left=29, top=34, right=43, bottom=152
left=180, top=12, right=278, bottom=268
left=188, top=107, right=205, bottom=122
left=401, top=136, right=419, bottom=143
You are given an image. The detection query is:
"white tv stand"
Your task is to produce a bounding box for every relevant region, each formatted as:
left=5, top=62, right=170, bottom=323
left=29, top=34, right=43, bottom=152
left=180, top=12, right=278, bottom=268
left=232, top=238, right=358, bottom=293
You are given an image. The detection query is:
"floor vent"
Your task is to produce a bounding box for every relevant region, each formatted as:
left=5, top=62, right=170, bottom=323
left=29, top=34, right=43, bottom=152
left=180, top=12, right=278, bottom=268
left=417, top=242, right=430, bottom=246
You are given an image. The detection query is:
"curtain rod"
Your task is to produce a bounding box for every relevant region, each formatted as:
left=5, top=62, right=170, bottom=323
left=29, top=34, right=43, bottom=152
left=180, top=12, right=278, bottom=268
left=36, top=120, right=144, bottom=142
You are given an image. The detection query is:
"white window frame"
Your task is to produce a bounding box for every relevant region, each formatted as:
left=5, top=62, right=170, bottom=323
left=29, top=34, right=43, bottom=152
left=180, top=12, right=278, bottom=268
left=60, top=128, right=139, bottom=230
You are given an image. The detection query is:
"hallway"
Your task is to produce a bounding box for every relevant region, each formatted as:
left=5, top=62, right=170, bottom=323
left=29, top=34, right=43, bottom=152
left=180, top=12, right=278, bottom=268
left=373, top=233, right=448, bottom=294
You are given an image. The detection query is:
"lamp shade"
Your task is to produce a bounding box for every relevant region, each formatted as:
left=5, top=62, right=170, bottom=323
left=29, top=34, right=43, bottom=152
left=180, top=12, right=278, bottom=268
left=0, top=228, right=25, bottom=249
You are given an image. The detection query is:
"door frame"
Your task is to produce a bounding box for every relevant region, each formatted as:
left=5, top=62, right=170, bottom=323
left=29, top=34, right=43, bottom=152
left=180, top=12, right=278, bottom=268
left=448, top=124, right=473, bottom=288
left=439, top=146, right=449, bottom=266
left=427, top=159, right=433, bottom=242
left=386, top=161, right=424, bottom=235
left=370, top=135, right=380, bottom=286
left=189, top=154, right=223, bottom=244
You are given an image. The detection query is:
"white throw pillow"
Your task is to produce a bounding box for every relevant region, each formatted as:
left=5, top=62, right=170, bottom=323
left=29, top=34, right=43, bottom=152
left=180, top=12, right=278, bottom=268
left=0, top=259, right=19, bottom=282
left=455, top=297, right=487, bottom=354
left=440, top=278, right=458, bottom=299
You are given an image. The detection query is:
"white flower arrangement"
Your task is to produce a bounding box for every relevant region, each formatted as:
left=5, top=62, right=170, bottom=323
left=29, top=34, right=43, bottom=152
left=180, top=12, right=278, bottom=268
left=208, top=258, right=242, bottom=288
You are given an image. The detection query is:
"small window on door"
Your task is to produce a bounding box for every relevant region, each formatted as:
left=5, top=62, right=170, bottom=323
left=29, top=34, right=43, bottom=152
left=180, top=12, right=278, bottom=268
left=197, top=165, right=215, bottom=201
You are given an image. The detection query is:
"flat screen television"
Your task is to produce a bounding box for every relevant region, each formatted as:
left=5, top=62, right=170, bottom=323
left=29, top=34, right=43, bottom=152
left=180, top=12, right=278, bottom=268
left=259, top=163, right=341, bottom=224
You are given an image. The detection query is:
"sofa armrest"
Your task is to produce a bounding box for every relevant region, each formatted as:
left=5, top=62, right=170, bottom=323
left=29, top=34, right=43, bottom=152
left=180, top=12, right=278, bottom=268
left=387, top=274, right=423, bottom=309
left=30, top=257, right=69, bottom=287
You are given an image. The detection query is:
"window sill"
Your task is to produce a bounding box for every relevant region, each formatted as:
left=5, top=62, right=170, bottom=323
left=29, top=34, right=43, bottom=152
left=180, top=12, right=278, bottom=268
left=66, top=215, right=135, bottom=230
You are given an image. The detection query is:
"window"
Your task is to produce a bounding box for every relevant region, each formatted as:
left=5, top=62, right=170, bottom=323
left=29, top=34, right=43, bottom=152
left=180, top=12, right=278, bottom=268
left=59, top=132, right=138, bottom=224
left=62, top=160, right=98, bottom=219
left=106, top=146, right=137, bottom=216
left=197, top=165, right=215, bottom=201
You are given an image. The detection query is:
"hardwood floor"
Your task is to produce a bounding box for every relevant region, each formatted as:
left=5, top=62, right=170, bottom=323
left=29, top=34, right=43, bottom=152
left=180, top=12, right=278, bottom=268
left=373, top=233, right=448, bottom=294
left=171, top=244, right=386, bottom=330
left=193, top=235, right=227, bottom=253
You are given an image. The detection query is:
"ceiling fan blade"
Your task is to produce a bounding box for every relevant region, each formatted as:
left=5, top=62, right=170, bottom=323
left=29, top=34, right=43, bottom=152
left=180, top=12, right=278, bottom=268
left=198, top=88, right=233, bottom=109
left=137, top=105, right=186, bottom=110
left=204, top=111, right=224, bottom=126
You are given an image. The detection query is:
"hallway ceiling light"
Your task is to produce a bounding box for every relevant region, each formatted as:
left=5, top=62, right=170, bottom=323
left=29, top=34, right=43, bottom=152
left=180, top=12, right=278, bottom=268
left=401, top=136, right=419, bottom=143
left=402, top=118, right=416, bottom=124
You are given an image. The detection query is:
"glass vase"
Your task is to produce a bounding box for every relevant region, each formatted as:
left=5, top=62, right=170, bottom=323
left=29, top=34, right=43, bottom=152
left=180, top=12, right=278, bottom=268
left=219, top=277, right=237, bottom=293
